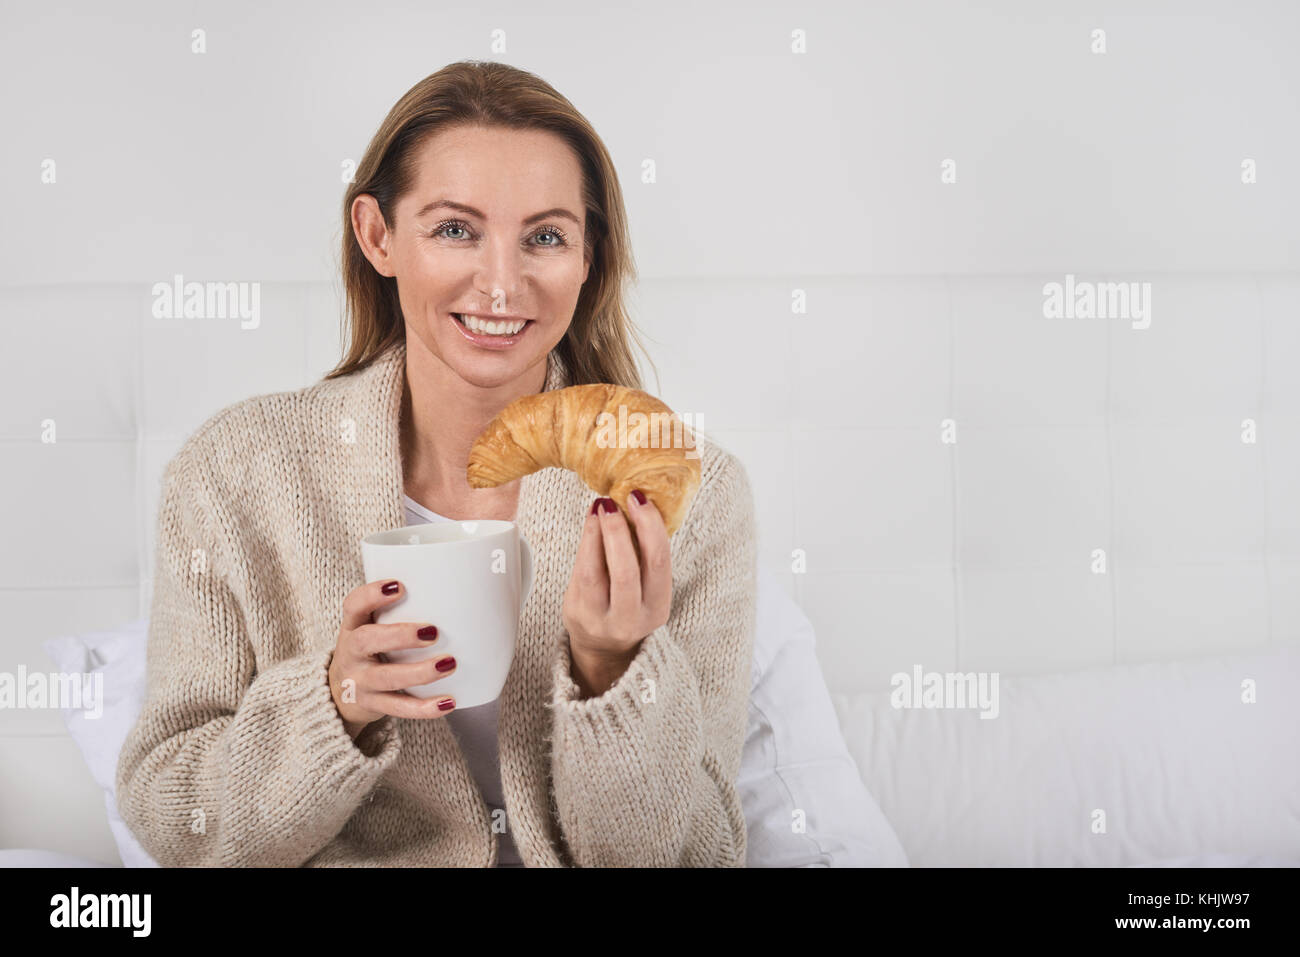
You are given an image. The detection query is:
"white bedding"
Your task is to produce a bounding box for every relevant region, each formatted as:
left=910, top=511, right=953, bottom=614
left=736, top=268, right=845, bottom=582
left=833, top=645, right=1300, bottom=867
left=0, top=849, right=111, bottom=868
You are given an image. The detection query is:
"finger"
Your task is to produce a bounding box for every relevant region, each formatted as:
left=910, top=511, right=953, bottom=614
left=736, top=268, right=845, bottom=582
left=575, top=499, right=610, bottom=610
left=366, top=654, right=457, bottom=692
left=352, top=621, right=441, bottom=658
left=360, top=689, right=458, bottom=720
left=596, top=497, right=642, bottom=618
left=626, top=488, right=672, bottom=617
left=343, top=579, right=407, bottom=632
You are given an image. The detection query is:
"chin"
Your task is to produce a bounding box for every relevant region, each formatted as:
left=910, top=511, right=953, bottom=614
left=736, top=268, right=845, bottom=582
left=444, top=339, right=550, bottom=386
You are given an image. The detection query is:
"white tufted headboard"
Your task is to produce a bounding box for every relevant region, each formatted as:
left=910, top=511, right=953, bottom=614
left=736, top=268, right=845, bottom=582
left=636, top=273, right=1300, bottom=687
left=4, top=274, right=1298, bottom=863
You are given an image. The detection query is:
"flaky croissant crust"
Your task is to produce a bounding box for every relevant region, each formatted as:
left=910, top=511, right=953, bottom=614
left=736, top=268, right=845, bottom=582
left=467, top=383, right=702, bottom=537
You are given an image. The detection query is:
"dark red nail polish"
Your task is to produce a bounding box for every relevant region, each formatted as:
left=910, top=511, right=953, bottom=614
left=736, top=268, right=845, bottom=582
left=631, top=489, right=647, bottom=506
left=438, top=698, right=456, bottom=712
left=381, top=581, right=399, bottom=595
left=590, top=498, right=601, bottom=515
left=417, top=625, right=438, bottom=640
left=436, top=656, right=456, bottom=672
left=600, top=497, right=617, bottom=514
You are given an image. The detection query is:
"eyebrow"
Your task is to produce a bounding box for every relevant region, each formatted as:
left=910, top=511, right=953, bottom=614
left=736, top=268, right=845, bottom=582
left=414, top=198, right=582, bottom=227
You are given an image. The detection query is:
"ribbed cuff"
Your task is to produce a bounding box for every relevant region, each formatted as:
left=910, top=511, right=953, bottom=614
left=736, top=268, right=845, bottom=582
left=286, top=647, right=402, bottom=795
left=550, top=623, right=703, bottom=766
left=136, top=646, right=405, bottom=867
left=552, top=624, right=681, bottom=716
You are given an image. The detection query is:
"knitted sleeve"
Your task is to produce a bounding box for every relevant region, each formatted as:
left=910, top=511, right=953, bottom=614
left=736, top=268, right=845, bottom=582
left=114, top=449, right=402, bottom=867
left=548, top=451, right=758, bottom=866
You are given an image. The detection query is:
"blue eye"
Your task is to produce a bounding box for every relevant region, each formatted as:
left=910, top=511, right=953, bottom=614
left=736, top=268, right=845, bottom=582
left=433, top=219, right=470, bottom=240
left=534, top=226, right=568, bottom=247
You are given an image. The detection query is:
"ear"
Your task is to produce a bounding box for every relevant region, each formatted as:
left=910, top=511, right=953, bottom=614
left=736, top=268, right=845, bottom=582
left=582, top=257, right=591, bottom=285
left=351, top=194, right=397, bottom=278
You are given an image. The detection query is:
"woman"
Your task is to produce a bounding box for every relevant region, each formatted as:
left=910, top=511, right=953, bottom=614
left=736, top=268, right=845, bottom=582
left=115, top=60, right=758, bottom=867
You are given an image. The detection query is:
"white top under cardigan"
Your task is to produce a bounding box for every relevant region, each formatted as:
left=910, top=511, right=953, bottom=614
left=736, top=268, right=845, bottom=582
left=402, top=494, right=524, bottom=867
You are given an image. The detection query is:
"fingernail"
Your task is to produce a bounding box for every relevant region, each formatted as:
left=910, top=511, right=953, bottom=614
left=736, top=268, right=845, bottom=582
left=631, top=489, right=647, bottom=506
left=438, top=697, right=456, bottom=712
left=381, top=581, right=399, bottom=595
left=417, top=625, right=438, bottom=640
left=600, top=497, right=617, bottom=514
left=436, top=656, right=456, bottom=673
left=590, top=498, right=601, bottom=515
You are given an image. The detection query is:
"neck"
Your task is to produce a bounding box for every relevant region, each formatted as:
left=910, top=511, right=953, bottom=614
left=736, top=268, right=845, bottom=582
left=399, top=337, right=549, bottom=501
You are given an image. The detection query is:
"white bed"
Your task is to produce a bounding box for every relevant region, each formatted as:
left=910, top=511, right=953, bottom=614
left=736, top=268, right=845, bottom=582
left=20, top=585, right=1300, bottom=867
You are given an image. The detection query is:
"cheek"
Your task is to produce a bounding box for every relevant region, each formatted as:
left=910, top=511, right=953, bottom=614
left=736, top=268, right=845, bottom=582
left=408, top=255, right=457, bottom=298
left=547, top=256, right=587, bottom=296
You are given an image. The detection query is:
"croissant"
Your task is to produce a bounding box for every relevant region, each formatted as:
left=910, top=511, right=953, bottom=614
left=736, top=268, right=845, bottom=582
left=467, top=383, right=702, bottom=541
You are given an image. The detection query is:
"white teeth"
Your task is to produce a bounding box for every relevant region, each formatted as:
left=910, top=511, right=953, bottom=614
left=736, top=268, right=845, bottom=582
left=457, top=314, right=526, bottom=336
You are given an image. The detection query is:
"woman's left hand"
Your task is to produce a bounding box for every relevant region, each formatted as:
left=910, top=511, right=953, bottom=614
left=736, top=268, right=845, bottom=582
left=561, top=489, right=673, bottom=697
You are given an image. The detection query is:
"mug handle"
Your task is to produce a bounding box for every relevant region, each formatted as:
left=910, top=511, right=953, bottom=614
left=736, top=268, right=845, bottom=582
left=519, top=534, right=535, bottom=605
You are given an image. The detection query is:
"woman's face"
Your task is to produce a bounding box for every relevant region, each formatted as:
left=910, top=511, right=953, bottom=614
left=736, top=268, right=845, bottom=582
left=354, top=124, right=591, bottom=388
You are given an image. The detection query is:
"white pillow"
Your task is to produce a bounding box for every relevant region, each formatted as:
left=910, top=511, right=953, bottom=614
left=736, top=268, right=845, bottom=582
left=742, top=564, right=909, bottom=866
left=43, top=565, right=904, bottom=868
left=43, top=620, right=159, bottom=868
left=0, top=848, right=112, bottom=868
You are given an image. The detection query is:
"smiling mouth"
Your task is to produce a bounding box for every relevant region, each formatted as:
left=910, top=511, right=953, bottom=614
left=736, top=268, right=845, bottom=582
left=452, top=313, right=533, bottom=337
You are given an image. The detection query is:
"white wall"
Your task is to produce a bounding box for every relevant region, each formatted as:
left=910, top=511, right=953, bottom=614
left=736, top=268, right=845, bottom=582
left=3, top=0, right=1297, bottom=283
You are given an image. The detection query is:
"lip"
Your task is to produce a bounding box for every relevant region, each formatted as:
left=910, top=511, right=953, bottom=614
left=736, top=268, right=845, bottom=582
left=450, top=312, right=533, bottom=349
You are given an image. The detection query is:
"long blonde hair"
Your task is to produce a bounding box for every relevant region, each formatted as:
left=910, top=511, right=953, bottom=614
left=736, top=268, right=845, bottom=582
left=325, top=60, right=651, bottom=390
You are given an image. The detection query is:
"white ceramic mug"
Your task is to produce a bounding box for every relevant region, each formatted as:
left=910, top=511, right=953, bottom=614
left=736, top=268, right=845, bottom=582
left=360, top=520, right=534, bottom=709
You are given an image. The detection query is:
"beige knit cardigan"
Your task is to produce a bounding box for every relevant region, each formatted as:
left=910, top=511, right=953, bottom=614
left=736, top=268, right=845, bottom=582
left=115, top=339, right=758, bottom=867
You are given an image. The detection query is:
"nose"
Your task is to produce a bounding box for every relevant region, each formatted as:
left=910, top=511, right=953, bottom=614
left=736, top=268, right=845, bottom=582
left=472, top=231, right=526, bottom=312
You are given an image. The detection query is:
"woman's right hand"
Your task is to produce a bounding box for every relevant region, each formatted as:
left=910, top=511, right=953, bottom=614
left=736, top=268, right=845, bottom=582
left=328, top=578, right=458, bottom=740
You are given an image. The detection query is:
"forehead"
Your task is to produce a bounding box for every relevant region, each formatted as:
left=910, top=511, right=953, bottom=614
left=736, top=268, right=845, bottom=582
left=403, top=124, right=585, bottom=217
